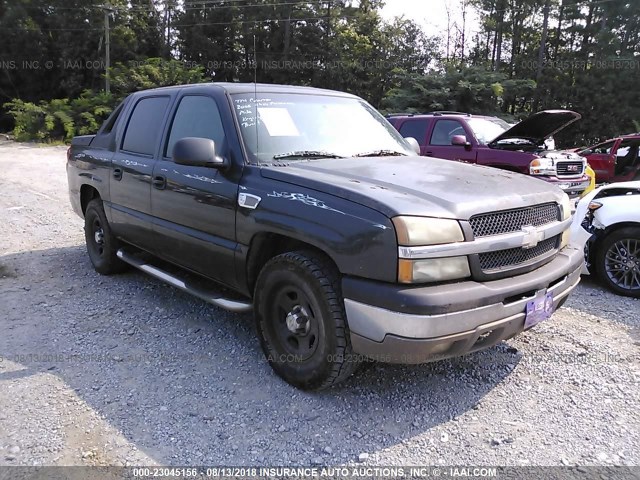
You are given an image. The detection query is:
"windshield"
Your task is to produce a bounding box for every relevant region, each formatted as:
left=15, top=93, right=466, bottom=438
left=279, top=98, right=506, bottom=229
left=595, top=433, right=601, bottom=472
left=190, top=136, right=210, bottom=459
left=231, top=93, right=413, bottom=163
left=466, top=117, right=509, bottom=144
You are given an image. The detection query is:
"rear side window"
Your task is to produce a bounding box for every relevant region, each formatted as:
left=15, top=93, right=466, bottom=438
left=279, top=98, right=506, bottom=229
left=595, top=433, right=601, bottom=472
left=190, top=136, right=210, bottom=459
left=398, top=119, right=429, bottom=145
left=122, top=96, right=170, bottom=155
left=430, top=119, right=465, bottom=146
left=616, top=139, right=639, bottom=158
left=100, top=102, right=124, bottom=135
left=165, top=96, right=226, bottom=158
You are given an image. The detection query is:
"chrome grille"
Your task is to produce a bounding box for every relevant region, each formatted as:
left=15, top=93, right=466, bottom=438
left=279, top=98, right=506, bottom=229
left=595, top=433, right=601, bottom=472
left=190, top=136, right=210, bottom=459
left=556, top=161, right=584, bottom=176
left=478, top=237, right=558, bottom=271
left=469, top=203, right=560, bottom=238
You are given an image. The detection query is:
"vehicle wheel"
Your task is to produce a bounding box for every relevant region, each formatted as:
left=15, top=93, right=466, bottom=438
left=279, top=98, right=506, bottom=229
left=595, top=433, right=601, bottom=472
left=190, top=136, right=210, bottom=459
left=84, top=199, right=127, bottom=275
left=594, top=227, right=640, bottom=298
left=254, top=250, right=359, bottom=390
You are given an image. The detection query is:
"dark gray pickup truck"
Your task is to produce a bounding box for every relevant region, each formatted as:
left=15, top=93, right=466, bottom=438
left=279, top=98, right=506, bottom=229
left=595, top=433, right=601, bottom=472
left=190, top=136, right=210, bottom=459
left=67, top=83, right=583, bottom=390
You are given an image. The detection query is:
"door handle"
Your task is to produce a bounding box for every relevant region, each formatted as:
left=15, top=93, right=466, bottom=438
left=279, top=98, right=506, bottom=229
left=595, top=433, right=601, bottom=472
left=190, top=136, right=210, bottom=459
left=152, top=175, right=166, bottom=190
left=425, top=151, right=434, bottom=156
left=113, top=168, right=123, bottom=181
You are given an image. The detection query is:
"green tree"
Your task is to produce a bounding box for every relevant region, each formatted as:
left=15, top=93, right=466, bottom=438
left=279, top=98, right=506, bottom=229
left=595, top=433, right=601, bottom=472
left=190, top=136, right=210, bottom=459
left=109, top=57, right=208, bottom=96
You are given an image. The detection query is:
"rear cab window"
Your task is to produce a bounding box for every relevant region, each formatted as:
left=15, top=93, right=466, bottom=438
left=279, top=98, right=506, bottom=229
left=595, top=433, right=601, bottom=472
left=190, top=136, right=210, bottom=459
left=100, top=103, right=124, bottom=135
left=88, top=101, right=126, bottom=150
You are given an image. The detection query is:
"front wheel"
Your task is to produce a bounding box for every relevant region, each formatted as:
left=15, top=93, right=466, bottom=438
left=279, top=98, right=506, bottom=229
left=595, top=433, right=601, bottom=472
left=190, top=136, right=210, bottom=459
left=254, top=251, right=359, bottom=390
left=595, top=227, right=640, bottom=298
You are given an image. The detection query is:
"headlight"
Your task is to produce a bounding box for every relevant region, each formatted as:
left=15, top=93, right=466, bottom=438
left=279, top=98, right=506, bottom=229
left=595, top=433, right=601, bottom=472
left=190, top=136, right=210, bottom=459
left=398, top=257, right=471, bottom=283
left=392, top=216, right=464, bottom=246
left=560, top=193, right=572, bottom=220
left=560, top=193, right=572, bottom=248
left=530, top=158, right=555, bottom=176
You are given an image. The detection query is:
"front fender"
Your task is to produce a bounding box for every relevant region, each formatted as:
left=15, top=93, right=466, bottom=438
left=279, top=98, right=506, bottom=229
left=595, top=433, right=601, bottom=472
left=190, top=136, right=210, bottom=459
left=236, top=180, right=398, bottom=283
left=591, top=196, right=640, bottom=229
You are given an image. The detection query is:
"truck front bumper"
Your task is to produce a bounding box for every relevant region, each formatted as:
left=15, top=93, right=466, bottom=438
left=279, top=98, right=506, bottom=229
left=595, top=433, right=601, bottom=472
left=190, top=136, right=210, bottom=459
left=540, top=175, right=591, bottom=196
left=343, top=246, right=583, bottom=364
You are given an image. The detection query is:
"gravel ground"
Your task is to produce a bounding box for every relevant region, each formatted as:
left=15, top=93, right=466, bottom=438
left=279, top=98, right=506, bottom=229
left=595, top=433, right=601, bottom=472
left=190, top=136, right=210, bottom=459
left=0, top=141, right=639, bottom=468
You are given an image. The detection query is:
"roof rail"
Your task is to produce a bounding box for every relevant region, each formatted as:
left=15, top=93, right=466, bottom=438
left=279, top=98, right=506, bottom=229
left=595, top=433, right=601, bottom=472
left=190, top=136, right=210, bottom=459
left=385, top=111, right=475, bottom=118
left=423, top=111, right=472, bottom=117
left=384, top=113, right=416, bottom=118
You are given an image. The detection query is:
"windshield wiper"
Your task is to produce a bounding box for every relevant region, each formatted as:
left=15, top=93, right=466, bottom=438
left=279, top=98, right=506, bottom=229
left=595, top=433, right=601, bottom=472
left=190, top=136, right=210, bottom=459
left=273, top=150, right=345, bottom=160
left=354, top=149, right=408, bottom=157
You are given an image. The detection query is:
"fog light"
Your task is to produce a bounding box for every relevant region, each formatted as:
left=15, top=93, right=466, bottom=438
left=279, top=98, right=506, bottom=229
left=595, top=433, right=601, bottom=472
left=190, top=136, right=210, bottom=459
left=429, top=341, right=453, bottom=356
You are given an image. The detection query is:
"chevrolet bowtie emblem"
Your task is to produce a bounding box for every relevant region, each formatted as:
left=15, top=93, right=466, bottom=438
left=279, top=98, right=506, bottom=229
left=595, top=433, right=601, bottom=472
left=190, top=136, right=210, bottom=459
left=521, top=225, right=543, bottom=249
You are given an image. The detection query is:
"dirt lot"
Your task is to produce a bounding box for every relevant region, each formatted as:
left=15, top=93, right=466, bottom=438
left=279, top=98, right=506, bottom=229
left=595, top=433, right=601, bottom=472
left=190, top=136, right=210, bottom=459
left=0, top=141, right=639, bottom=467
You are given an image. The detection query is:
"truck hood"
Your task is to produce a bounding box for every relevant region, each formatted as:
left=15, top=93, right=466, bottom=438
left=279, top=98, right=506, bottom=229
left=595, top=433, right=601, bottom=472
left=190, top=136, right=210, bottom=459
left=260, top=156, right=565, bottom=219
left=489, top=110, right=581, bottom=146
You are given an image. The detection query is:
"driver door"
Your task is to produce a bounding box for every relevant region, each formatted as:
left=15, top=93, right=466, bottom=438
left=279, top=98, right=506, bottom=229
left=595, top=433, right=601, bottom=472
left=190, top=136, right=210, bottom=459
left=150, top=93, right=241, bottom=289
left=425, top=119, right=478, bottom=163
left=612, top=139, right=640, bottom=181
left=582, top=139, right=618, bottom=182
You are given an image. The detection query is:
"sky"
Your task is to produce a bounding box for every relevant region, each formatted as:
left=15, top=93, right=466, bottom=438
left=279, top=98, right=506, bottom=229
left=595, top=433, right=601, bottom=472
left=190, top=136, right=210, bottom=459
left=380, top=0, right=480, bottom=40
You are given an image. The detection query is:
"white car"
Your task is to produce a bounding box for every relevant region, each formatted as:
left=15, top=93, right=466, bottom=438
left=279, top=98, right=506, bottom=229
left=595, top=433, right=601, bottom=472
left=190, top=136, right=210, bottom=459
left=570, top=181, right=640, bottom=297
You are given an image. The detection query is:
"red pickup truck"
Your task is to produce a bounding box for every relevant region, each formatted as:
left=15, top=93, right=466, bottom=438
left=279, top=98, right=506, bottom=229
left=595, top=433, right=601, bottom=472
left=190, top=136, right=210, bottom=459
left=388, top=110, right=591, bottom=196
left=577, top=133, right=640, bottom=183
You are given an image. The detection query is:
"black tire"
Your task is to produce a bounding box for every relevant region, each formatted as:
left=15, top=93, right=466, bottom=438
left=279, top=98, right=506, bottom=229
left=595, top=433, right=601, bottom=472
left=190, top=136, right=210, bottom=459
left=594, top=226, right=640, bottom=298
left=84, top=199, right=127, bottom=275
left=254, top=250, right=359, bottom=390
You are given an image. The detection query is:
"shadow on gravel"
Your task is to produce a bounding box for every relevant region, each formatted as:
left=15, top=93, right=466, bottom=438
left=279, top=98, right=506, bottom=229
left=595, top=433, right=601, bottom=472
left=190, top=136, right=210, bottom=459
left=0, top=246, right=521, bottom=465
left=0, top=262, right=18, bottom=278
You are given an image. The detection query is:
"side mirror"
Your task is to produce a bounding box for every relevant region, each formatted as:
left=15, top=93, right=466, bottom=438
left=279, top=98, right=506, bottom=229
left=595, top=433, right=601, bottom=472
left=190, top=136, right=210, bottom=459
left=173, top=137, right=228, bottom=168
left=451, top=135, right=470, bottom=147
left=404, top=136, right=421, bottom=155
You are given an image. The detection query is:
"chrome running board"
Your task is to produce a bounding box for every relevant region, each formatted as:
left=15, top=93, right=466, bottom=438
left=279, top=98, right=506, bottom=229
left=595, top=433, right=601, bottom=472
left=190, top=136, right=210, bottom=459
left=116, top=249, right=252, bottom=313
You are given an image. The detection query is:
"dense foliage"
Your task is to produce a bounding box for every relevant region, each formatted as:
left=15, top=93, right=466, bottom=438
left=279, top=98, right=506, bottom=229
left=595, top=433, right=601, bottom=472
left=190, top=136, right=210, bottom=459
left=6, top=91, right=115, bottom=142
left=3, top=59, right=206, bottom=142
left=0, top=0, right=638, bottom=145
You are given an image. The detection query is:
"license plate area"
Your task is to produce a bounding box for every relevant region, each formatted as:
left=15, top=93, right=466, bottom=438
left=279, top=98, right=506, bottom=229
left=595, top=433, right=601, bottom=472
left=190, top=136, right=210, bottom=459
left=524, top=291, right=554, bottom=329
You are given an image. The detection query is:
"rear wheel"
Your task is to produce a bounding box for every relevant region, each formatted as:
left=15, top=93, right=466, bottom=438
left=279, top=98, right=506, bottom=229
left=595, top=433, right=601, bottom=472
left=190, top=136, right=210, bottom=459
left=594, top=227, right=640, bottom=298
left=254, top=251, right=359, bottom=390
left=84, top=199, right=127, bottom=275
